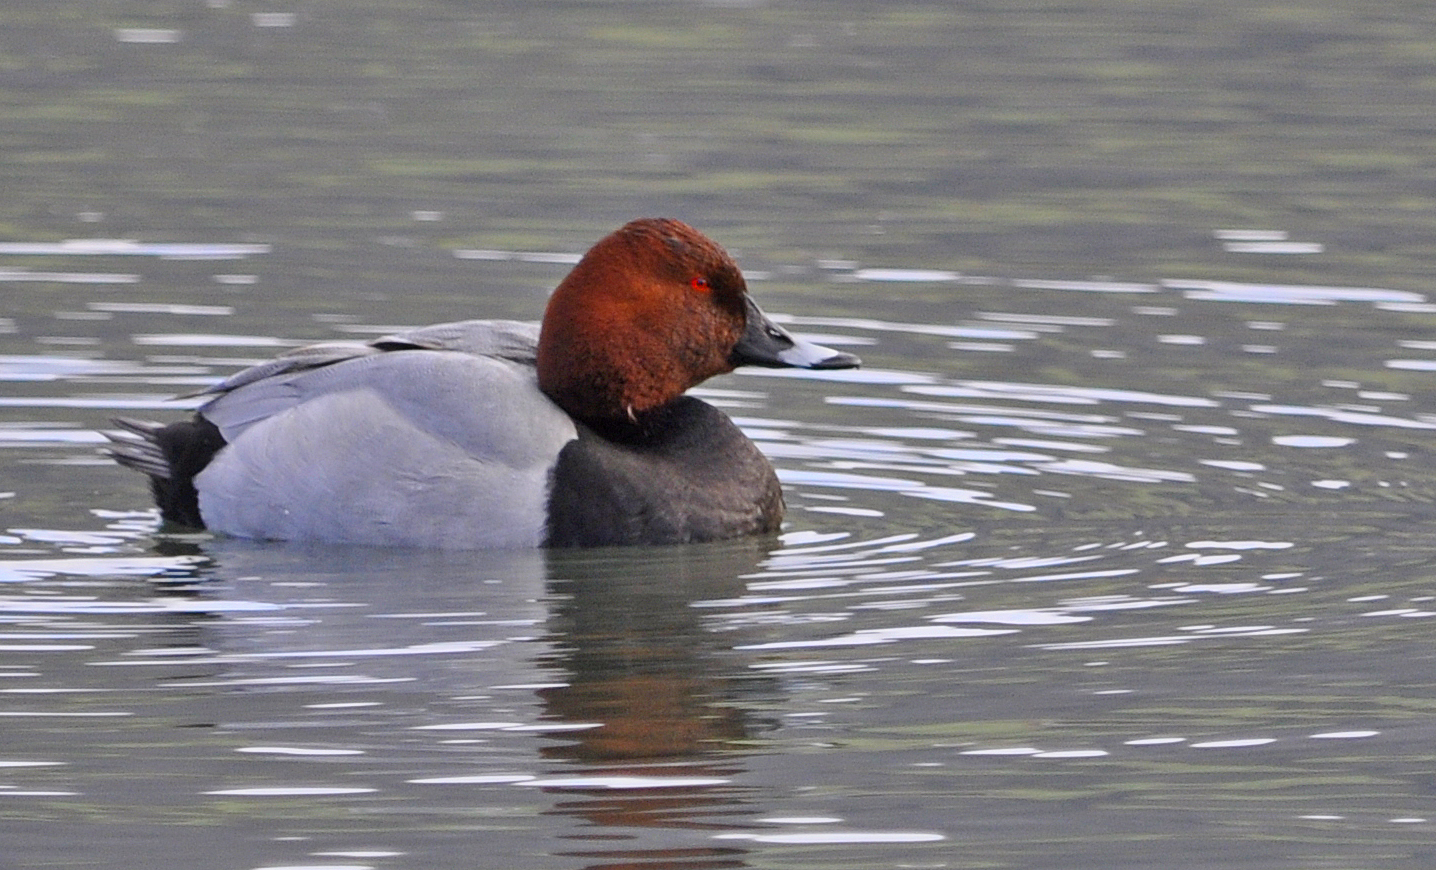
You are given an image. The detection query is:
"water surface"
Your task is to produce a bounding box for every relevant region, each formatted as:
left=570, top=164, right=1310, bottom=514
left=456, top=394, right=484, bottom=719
left=5, top=3, right=1436, bottom=869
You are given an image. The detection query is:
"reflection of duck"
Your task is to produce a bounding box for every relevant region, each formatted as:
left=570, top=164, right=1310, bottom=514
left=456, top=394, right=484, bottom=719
left=131, top=539, right=769, bottom=864
left=537, top=540, right=777, bottom=762
left=107, top=218, right=859, bottom=549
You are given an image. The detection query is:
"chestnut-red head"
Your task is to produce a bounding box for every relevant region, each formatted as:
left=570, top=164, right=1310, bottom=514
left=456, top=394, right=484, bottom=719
left=536, top=218, right=859, bottom=424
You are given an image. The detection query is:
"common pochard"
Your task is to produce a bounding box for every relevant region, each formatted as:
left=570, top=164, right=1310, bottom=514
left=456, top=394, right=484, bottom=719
left=107, top=218, right=861, bottom=548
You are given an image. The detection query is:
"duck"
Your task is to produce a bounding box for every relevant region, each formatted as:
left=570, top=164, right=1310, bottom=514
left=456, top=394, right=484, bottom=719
left=106, top=218, right=861, bottom=548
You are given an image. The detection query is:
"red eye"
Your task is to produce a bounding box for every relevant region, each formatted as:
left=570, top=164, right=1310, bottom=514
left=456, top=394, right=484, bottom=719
left=690, top=276, right=710, bottom=292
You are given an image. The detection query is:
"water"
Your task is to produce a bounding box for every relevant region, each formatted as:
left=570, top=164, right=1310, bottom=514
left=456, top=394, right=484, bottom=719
left=5, top=2, right=1436, bottom=868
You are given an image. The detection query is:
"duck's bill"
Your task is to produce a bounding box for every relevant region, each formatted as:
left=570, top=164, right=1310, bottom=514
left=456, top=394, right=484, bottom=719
left=731, top=298, right=862, bottom=370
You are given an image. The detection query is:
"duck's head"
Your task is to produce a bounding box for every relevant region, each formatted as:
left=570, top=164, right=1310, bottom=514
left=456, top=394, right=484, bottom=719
left=536, top=218, right=860, bottom=424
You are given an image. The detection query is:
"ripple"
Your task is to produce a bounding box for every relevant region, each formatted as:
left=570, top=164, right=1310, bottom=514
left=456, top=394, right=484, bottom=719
left=409, top=774, right=537, bottom=785
left=0, top=595, right=277, bottom=615
left=1385, top=359, right=1436, bottom=371
left=1255, top=404, right=1436, bottom=431
left=713, top=830, right=945, bottom=844
left=930, top=609, right=1092, bottom=626
left=1223, top=242, right=1324, bottom=254
left=0, top=559, right=205, bottom=585
left=1012, top=568, right=1142, bottom=584
left=0, top=355, right=165, bottom=379
left=1167, top=280, right=1423, bottom=305
left=853, top=268, right=960, bottom=283
left=1156, top=554, right=1245, bottom=566
left=1167, top=582, right=1269, bottom=593
left=0, top=429, right=113, bottom=445
left=744, top=366, right=937, bottom=385
left=736, top=625, right=1015, bottom=650
left=0, top=268, right=138, bottom=285
left=235, top=747, right=366, bottom=757
left=909, top=381, right=1218, bottom=408
left=519, top=775, right=731, bottom=790
left=0, top=396, right=202, bottom=410
left=410, top=722, right=527, bottom=731
left=1014, top=279, right=1156, bottom=294
left=204, top=786, right=378, bottom=796
left=1185, top=540, right=1293, bottom=550
left=758, top=815, right=845, bottom=824
left=1037, top=458, right=1195, bottom=483
left=453, top=247, right=582, bottom=264
left=0, top=240, right=269, bottom=259
left=1271, top=435, right=1358, bottom=448
left=131, top=333, right=293, bottom=347
left=777, top=468, right=1036, bottom=512
left=1034, top=636, right=1191, bottom=650
left=89, top=302, right=233, bottom=316
left=1189, top=738, right=1278, bottom=749
left=0, top=643, right=94, bottom=652
left=0, top=707, right=134, bottom=717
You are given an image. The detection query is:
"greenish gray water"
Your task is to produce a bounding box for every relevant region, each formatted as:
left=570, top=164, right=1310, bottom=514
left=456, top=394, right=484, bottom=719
left=5, top=3, right=1436, bottom=869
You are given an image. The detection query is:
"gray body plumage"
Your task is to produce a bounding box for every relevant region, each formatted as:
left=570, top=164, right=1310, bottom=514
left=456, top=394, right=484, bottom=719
left=192, top=321, right=576, bottom=548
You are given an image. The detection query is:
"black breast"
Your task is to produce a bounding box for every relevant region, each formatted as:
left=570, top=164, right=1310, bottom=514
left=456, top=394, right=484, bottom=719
left=545, top=397, right=784, bottom=547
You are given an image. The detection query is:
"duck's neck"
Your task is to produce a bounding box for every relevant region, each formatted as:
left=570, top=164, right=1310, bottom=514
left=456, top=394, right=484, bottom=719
left=570, top=397, right=703, bottom=445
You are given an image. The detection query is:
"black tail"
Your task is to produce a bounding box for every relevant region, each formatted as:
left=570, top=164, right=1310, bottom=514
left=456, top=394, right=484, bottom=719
left=104, top=416, right=226, bottom=528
